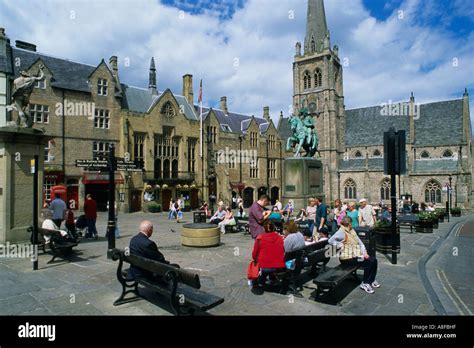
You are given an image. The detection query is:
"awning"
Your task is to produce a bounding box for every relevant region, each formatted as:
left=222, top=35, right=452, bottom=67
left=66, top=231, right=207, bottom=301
left=82, top=173, right=124, bottom=185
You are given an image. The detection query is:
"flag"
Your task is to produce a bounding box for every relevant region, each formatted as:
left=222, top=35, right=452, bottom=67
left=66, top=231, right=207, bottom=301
left=198, top=79, right=203, bottom=103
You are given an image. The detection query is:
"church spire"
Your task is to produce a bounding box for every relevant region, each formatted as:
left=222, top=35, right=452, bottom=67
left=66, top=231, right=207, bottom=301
left=304, top=0, right=329, bottom=54
left=149, top=57, right=157, bottom=95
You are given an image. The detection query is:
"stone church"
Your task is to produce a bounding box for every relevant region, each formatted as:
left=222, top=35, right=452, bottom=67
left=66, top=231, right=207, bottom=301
left=278, top=0, right=473, bottom=208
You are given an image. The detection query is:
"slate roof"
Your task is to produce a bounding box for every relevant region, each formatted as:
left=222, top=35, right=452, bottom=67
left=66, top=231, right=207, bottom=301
left=413, top=159, right=458, bottom=173
left=120, top=85, right=198, bottom=121
left=414, top=100, right=464, bottom=146
left=344, top=105, right=410, bottom=146
left=196, top=106, right=269, bottom=135
left=0, top=42, right=13, bottom=74
left=345, top=99, right=464, bottom=147
left=12, top=47, right=96, bottom=92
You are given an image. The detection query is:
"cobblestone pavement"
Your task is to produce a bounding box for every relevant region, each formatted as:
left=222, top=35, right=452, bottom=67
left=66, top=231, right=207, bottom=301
left=0, top=211, right=470, bottom=316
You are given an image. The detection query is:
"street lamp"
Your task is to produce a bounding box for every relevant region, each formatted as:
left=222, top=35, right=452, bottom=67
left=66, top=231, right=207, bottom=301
left=449, top=174, right=453, bottom=215
left=337, top=170, right=341, bottom=200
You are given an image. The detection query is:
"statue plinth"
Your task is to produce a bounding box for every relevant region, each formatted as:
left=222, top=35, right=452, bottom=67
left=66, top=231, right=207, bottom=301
left=282, top=157, right=324, bottom=211
left=0, top=126, right=50, bottom=243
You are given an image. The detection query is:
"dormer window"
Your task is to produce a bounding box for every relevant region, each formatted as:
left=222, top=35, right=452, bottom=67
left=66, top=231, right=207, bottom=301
left=98, top=78, right=108, bottom=96
left=35, top=79, right=46, bottom=89
left=221, top=124, right=232, bottom=132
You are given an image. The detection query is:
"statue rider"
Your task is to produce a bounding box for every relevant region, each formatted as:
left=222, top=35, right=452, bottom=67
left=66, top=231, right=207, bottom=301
left=299, top=106, right=315, bottom=148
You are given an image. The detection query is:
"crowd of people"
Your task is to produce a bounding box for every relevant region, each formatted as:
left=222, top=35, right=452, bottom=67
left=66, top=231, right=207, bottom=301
left=247, top=194, right=381, bottom=295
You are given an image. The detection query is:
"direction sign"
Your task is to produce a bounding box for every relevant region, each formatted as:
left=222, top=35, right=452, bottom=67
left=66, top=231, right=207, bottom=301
left=76, top=159, right=108, bottom=168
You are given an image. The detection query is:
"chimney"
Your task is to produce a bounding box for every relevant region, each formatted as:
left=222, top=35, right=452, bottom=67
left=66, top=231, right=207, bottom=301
left=263, top=106, right=271, bottom=122
left=220, top=96, right=228, bottom=115
left=149, top=57, right=157, bottom=96
left=182, top=74, right=194, bottom=105
left=15, top=40, right=36, bottom=52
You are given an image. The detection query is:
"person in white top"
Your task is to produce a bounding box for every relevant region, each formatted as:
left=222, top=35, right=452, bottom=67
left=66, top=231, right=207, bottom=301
left=40, top=209, right=69, bottom=243
left=275, top=199, right=283, bottom=212
left=426, top=203, right=436, bottom=212
left=358, top=199, right=377, bottom=227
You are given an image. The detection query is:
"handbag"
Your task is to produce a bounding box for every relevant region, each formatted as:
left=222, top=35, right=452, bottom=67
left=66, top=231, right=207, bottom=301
left=247, top=239, right=260, bottom=280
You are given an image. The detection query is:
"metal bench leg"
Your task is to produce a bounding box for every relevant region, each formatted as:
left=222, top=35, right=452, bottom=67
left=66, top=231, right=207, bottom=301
left=113, top=281, right=141, bottom=306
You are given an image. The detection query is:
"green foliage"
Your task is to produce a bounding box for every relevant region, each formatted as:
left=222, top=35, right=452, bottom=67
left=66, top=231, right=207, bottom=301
left=451, top=207, right=462, bottom=214
left=375, top=220, right=391, bottom=229
left=418, top=212, right=436, bottom=221
left=148, top=202, right=162, bottom=213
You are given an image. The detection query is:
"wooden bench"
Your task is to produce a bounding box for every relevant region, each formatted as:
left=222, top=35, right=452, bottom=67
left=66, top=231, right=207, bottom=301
left=313, top=263, right=361, bottom=303
left=111, top=249, right=224, bottom=316
left=28, top=226, right=78, bottom=263
left=276, top=240, right=329, bottom=294
left=397, top=214, right=418, bottom=233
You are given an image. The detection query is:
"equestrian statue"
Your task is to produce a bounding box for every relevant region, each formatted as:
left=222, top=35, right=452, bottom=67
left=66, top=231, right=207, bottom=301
left=286, top=101, right=319, bottom=158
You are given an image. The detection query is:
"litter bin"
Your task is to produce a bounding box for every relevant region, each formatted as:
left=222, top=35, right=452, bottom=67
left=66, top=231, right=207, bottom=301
left=193, top=212, right=207, bottom=223
left=355, top=226, right=376, bottom=257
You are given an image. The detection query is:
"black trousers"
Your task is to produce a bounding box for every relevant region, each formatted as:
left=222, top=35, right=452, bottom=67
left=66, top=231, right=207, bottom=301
left=341, top=256, right=378, bottom=284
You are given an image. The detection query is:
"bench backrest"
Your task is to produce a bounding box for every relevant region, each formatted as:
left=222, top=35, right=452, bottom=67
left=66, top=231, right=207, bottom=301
left=115, top=249, right=201, bottom=289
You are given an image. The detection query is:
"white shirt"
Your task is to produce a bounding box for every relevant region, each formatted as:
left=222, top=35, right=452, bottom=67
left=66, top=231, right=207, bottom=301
left=275, top=202, right=282, bottom=211
left=359, top=205, right=376, bottom=227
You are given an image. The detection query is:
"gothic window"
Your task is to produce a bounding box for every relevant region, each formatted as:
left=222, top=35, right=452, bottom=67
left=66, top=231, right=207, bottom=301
left=424, top=180, right=442, bottom=204
left=303, top=71, right=311, bottom=90
left=344, top=179, right=357, bottom=200
left=420, top=151, right=430, bottom=159
left=443, top=149, right=453, bottom=158
left=373, top=149, right=382, bottom=157
left=380, top=179, right=391, bottom=200
left=354, top=151, right=363, bottom=158
left=315, top=68, right=322, bottom=88
left=310, top=37, right=316, bottom=52
left=161, top=102, right=175, bottom=119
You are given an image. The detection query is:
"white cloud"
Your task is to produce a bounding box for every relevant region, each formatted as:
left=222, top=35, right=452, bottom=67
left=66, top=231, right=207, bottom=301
left=1, top=0, right=472, bottom=131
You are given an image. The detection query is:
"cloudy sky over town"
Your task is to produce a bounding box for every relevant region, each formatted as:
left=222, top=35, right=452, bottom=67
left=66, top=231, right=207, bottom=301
left=1, top=0, right=473, bottom=126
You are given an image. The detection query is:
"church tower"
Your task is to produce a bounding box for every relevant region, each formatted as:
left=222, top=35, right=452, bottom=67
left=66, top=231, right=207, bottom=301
left=293, top=0, right=345, bottom=202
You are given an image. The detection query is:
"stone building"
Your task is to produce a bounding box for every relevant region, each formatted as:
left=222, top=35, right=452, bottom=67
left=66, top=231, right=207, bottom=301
left=278, top=0, right=473, bottom=208
left=0, top=28, right=284, bottom=213
left=0, top=30, right=123, bottom=211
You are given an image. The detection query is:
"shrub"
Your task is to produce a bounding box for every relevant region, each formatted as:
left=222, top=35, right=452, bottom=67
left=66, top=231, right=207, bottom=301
left=148, top=202, right=162, bottom=213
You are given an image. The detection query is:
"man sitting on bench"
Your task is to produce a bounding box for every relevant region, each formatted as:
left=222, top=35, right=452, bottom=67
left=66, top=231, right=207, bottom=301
left=128, top=221, right=178, bottom=280
left=328, top=216, right=381, bottom=294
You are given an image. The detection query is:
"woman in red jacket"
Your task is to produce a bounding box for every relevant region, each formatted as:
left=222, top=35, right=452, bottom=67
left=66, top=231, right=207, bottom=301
left=251, top=221, right=285, bottom=294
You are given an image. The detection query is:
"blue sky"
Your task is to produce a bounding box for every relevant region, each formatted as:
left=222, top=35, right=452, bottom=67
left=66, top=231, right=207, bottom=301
left=1, top=0, right=473, bottom=131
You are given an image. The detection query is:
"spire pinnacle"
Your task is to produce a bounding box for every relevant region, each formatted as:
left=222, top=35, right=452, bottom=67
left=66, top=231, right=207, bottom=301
left=304, top=0, right=329, bottom=54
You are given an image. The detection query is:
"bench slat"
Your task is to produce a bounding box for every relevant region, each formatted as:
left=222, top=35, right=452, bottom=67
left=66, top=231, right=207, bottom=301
left=137, top=279, right=224, bottom=311
left=314, top=264, right=359, bottom=287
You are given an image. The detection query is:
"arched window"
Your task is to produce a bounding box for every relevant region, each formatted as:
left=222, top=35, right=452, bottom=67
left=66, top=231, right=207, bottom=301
left=354, top=151, right=363, bottom=158
left=424, top=180, right=442, bottom=204
left=154, top=159, right=161, bottom=179
left=314, top=68, right=322, bottom=88
left=303, top=71, right=311, bottom=90
left=380, top=179, right=391, bottom=200
left=344, top=179, right=357, bottom=200
left=373, top=149, right=382, bottom=157
left=443, top=149, right=453, bottom=158
left=161, top=102, right=175, bottom=119
left=420, top=151, right=430, bottom=159
left=172, top=160, right=178, bottom=179
left=310, top=37, right=316, bottom=52
left=163, top=159, right=170, bottom=179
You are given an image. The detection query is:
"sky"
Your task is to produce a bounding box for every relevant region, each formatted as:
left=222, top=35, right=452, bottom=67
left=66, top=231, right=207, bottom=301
left=1, top=0, right=473, bottom=130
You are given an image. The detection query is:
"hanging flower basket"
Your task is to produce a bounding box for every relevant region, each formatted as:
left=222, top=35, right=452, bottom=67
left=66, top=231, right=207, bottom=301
left=190, top=184, right=197, bottom=189
left=145, top=185, right=153, bottom=193
left=155, top=184, right=161, bottom=190
left=183, top=184, right=189, bottom=190
left=176, top=184, right=182, bottom=189
left=162, top=184, right=169, bottom=189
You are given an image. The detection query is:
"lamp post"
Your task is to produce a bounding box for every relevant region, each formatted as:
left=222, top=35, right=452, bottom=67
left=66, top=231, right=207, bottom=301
left=337, top=170, right=341, bottom=200
left=449, top=174, right=453, bottom=216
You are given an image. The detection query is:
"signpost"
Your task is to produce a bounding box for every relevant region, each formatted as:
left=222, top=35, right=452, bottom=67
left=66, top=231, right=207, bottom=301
left=76, top=147, right=143, bottom=257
